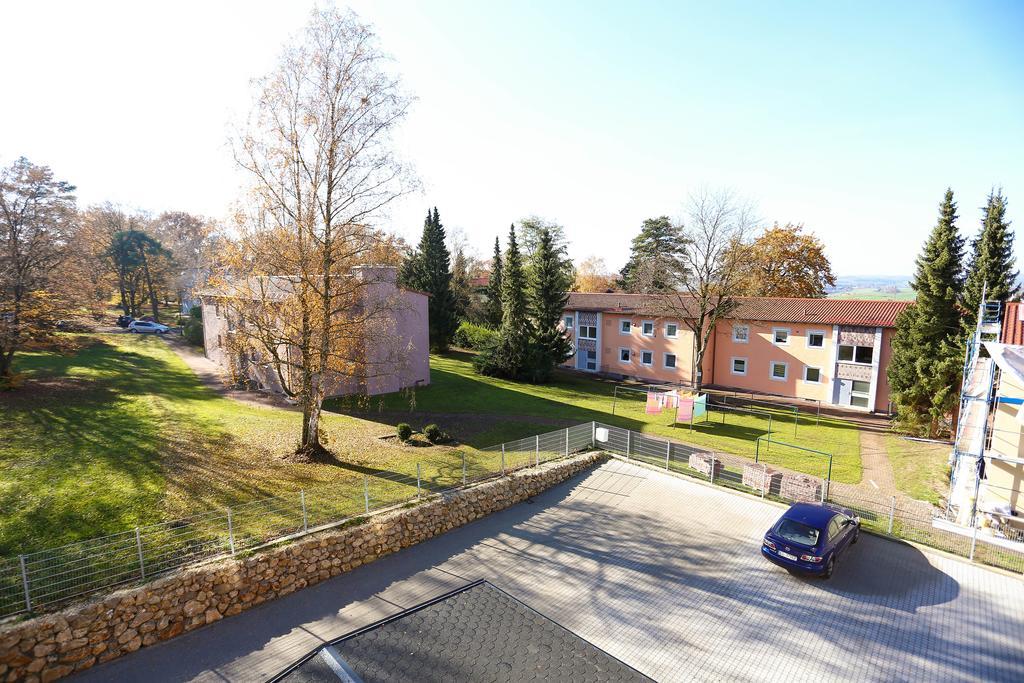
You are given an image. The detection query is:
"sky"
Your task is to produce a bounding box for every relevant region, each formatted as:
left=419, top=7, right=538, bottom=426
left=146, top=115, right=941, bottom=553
left=1, top=0, right=1022, bottom=276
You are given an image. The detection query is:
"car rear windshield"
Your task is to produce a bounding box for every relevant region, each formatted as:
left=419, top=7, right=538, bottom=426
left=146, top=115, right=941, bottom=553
left=775, top=519, right=820, bottom=547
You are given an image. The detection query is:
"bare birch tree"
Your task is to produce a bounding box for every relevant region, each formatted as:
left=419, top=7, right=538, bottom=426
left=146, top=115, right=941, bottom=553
left=225, top=7, right=414, bottom=457
left=652, top=188, right=757, bottom=390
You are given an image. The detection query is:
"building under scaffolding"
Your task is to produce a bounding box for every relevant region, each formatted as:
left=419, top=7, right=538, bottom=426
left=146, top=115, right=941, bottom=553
left=942, top=296, right=1024, bottom=547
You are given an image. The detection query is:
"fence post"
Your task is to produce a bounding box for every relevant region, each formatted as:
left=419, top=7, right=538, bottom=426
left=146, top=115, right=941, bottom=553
left=19, top=555, right=31, bottom=613
left=591, top=421, right=596, bottom=447
left=761, top=463, right=768, bottom=499
left=501, top=444, right=506, bottom=475
left=626, top=430, right=631, bottom=460
left=969, top=523, right=978, bottom=561
left=300, top=490, right=308, bottom=534
left=887, top=496, right=896, bottom=535
left=364, top=476, right=370, bottom=514
left=227, top=509, right=235, bottom=556
left=665, top=441, right=671, bottom=470
left=565, top=428, right=570, bottom=457
left=417, top=463, right=422, bottom=499
left=462, top=452, right=467, bottom=485
left=535, top=435, right=540, bottom=468
left=710, top=456, right=716, bottom=486
left=135, top=527, right=146, bottom=580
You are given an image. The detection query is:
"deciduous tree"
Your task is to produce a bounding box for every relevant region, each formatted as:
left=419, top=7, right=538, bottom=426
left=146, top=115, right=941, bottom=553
left=572, top=255, right=617, bottom=292
left=0, top=157, right=76, bottom=384
left=226, top=6, right=414, bottom=458
left=735, top=223, right=835, bottom=297
left=654, top=190, right=757, bottom=390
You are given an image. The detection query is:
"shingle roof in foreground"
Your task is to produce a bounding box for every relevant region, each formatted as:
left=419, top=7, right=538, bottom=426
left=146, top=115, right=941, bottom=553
left=566, top=292, right=913, bottom=327
left=273, top=580, right=652, bottom=683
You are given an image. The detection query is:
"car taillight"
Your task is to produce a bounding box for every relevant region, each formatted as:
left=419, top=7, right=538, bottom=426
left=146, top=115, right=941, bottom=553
left=800, top=554, right=823, bottom=563
left=763, top=538, right=776, bottom=550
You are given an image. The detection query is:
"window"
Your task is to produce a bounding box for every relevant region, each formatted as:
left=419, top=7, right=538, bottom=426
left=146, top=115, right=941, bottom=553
left=770, top=361, right=788, bottom=380
left=664, top=353, right=677, bottom=369
left=665, top=322, right=678, bottom=338
left=640, top=350, right=653, bottom=366
left=641, top=321, right=655, bottom=336
left=807, top=330, right=825, bottom=348
left=619, top=348, right=631, bottom=363
left=585, top=350, right=597, bottom=371
left=732, top=324, right=749, bottom=343
left=838, top=344, right=874, bottom=364
left=579, top=326, right=597, bottom=340
left=731, top=357, right=747, bottom=376
left=620, top=319, right=631, bottom=334
left=563, top=315, right=574, bottom=329
left=772, top=327, right=790, bottom=345
left=850, top=380, right=871, bottom=408
left=803, top=366, right=821, bottom=384
left=827, top=517, right=842, bottom=542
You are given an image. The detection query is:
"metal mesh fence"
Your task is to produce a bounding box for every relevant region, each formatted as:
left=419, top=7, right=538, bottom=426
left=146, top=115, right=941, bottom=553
left=595, top=421, right=1024, bottom=576
left=0, top=425, right=595, bottom=619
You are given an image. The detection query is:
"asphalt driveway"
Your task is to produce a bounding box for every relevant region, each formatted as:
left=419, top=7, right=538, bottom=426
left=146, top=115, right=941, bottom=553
left=74, top=459, right=1024, bottom=682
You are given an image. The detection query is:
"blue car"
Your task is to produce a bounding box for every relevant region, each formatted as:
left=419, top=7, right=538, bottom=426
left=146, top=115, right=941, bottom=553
left=761, top=503, right=860, bottom=578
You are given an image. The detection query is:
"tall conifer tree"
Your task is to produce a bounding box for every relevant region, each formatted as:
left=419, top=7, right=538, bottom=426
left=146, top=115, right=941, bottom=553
left=888, top=189, right=966, bottom=436
left=474, top=225, right=533, bottom=378
left=484, top=236, right=503, bottom=327
left=400, top=207, right=458, bottom=350
left=618, top=216, right=688, bottom=292
left=529, top=228, right=573, bottom=379
left=963, top=189, right=1019, bottom=326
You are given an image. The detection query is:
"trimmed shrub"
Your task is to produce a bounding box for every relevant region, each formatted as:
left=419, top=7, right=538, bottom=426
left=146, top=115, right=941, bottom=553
left=183, top=306, right=204, bottom=346
left=396, top=423, right=413, bottom=442
left=423, top=423, right=443, bottom=444
left=453, top=321, right=497, bottom=350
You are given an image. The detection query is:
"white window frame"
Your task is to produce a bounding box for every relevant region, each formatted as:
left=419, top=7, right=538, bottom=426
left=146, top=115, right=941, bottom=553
left=772, top=327, right=791, bottom=346
left=803, top=366, right=822, bottom=384
left=770, top=361, right=788, bottom=381
left=806, top=329, right=825, bottom=349
left=732, top=324, right=749, bottom=343
left=618, top=347, right=631, bottom=364
left=663, top=353, right=677, bottom=369
left=619, top=319, right=631, bottom=335
left=563, top=315, right=574, bottom=329
left=664, top=322, right=679, bottom=339
left=730, top=357, right=748, bottom=376
left=640, top=350, right=654, bottom=367
left=578, top=325, right=597, bottom=340
left=838, top=344, right=874, bottom=365
left=641, top=320, right=655, bottom=337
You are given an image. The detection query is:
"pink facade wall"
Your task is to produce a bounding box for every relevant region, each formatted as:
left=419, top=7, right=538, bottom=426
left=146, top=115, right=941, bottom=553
left=711, top=321, right=835, bottom=402
left=875, top=328, right=895, bottom=412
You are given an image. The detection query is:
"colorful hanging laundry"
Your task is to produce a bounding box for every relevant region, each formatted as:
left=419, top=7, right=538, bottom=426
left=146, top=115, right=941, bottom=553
left=645, top=391, right=663, bottom=414
left=677, top=397, right=694, bottom=422
left=693, top=394, right=707, bottom=419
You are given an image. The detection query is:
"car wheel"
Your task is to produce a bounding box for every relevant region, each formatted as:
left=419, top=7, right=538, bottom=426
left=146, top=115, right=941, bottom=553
left=851, top=529, right=859, bottom=545
left=822, top=556, right=835, bottom=579
left=128, top=329, right=137, bottom=334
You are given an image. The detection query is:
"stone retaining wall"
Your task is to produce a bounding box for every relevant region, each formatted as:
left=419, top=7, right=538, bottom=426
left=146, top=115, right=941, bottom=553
left=0, top=452, right=604, bottom=682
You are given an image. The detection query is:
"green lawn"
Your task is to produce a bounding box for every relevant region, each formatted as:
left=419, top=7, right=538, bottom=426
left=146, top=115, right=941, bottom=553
left=343, top=352, right=863, bottom=484
left=885, top=434, right=950, bottom=505
left=0, top=336, right=528, bottom=557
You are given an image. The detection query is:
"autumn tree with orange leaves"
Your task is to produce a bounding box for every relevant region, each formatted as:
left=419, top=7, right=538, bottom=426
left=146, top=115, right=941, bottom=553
left=735, top=223, right=836, bottom=298
left=221, top=7, right=414, bottom=459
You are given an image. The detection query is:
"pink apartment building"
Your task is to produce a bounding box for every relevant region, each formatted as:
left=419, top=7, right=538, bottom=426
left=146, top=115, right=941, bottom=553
left=201, top=266, right=430, bottom=397
left=562, top=293, right=911, bottom=413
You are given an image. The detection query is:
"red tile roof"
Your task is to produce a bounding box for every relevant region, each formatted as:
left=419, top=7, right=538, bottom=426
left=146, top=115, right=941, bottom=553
left=1001, top=302, right=1024, bottom=345
left=565, top=292, right=913, bottom=328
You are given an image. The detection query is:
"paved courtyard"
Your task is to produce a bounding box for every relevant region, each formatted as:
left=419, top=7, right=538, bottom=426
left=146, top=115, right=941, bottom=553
left=75, top=459, right=1024, bottom=682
